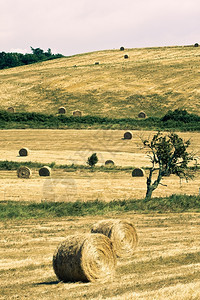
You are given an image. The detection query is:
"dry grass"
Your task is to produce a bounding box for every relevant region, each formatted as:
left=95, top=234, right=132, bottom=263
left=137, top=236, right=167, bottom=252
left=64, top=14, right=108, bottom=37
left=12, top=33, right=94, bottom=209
left=0, top=129, right=199, bottom=202
left=0, top=213, right=200, bottom=299
left=0, top=129, right=199, bottom=164
left=0, top=46, right=200, bottom=117
left=1, top=169, right=200, bottom=202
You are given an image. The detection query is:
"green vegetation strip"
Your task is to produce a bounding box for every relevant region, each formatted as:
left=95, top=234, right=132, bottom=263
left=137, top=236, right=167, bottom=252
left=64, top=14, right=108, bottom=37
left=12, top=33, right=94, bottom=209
left=0, top=109, right=200, bottom=131
left=0, top=160, right=133, bottom=172
left=0, top=195, right=199, bottom=220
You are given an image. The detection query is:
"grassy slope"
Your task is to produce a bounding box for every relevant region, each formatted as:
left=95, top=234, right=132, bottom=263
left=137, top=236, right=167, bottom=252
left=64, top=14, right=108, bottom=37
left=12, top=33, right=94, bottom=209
left=0, top=46, right=200, bottom=118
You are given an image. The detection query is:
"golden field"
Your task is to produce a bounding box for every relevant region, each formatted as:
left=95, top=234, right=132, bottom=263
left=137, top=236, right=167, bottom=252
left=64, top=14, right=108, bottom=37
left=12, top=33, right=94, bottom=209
left=1, top=45, right=200, bottom=299
left=0, top=46, right=200, bottom=118
left=0, top=129, right=199, bottom=202
left=0, top=213, right=200, bottom=299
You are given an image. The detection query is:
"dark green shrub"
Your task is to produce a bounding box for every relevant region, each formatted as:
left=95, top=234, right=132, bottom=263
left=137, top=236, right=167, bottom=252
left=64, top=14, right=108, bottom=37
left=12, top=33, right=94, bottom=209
left=87, top=153, right=98, bottom=167
left=161, top=109, right=200, bottom=123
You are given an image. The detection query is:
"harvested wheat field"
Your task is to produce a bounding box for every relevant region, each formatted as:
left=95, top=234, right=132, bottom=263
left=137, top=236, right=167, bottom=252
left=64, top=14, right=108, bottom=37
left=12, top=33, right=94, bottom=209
left=0, top=169, right=200, bottom=202
left=0, top=213, right=200, bottom=299
left=1, top=46, right=200, bottom=118
left=0, top=129, right=199, bottom=202
left=0, top=129, right=200, bottom=166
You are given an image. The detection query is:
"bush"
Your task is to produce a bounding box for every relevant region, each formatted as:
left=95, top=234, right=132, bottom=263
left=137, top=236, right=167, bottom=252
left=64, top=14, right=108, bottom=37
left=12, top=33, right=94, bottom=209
left=161, top=109, right=200, bottom=123
left=87, top=153, right=98, bottom=167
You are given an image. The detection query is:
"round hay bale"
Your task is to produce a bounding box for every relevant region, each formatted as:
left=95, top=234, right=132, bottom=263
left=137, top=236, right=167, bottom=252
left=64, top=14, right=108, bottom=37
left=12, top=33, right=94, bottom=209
left=91, top=220, right=138, bottom=258
left=17, top=166, right=32, bottom=179
left=7, top=107, right=15, bottom=113
left=19, top=147, right=29, bottom=157
left=124, top=54, right=129, bottom=59
left=95, top=62, right=99, bottom=65
left=39, top=166, right=51, bottom=177
left=138, top=111, right=146, bottom=118
left=73, top=110, right=82, bottom=117
left=194, top=43, right=199, bottom=47
left=120, top=46, right=125, bottom=51
left=58, top=107, right=66, bottom=114
left=53, top=233, right=116, bottom=282
left=132, top=168, right=145, bottom=177
left=124, top=131, right=132, bottom=140
left=105, top=160, right=115, bottom=166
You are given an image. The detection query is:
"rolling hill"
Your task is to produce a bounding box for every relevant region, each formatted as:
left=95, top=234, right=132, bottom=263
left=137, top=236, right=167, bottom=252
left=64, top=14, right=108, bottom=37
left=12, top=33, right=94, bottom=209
left=0, top=45, right=200, bottom=118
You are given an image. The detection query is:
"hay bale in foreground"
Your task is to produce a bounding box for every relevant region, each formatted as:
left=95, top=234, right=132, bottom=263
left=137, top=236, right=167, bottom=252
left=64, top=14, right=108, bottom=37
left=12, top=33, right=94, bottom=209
left=39, top=166, right=51, bottom=177
left=138, top=111, right=146, bottom=118
left=91, top=220, right=138, bottom=258
left=73, top=110, right=82, bottom=117
left=58, top=107, right=66, bottom=114
left=17, top=166, right=32, bottom=179
left=124, top=54, right=129, bottom=59
left=124, top=131, right=132, bottom=140
left=53, top=233, right=116, bottom=282
left=105, top=160, right=115, bottom=166
left=132, top=168, right=145, bottom=177
left=19, top=147, right=29, bottom=157
left=7, top=107, right=15, bottom=113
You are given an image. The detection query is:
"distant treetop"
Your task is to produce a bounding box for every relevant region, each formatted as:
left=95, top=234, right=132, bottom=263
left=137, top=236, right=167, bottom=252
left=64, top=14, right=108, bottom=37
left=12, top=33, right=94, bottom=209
left=0, top=47, right=64, bottom=69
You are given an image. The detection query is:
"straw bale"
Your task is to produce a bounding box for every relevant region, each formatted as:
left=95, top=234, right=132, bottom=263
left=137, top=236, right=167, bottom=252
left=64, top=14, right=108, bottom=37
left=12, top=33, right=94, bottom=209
left=124, top=54, right=129, bottom=59
left=132, top=168, right=145, bottom=177
left=95, top=62, right=100, bottom=65
left=120, top=47, right=125, bottom=51
left=7, top=107, right=15, bottom=113
left=39, top=166, right=51, bottom=176
left=53, top=233, right=116, bottom=282
left=138, top=111, right=146, bottom=118
left=73, top=110, right=82, bottom=117
left=17, top=166, right=32, bottom=179
left=19, top=147, right=29, bottom=157
left=91, top=219, right=138, bottom=258
left=105, top=160, right=115, bottom=166
left=124, top=131, right=132, bottom=140
left=58, top=107, right=66, bottom=114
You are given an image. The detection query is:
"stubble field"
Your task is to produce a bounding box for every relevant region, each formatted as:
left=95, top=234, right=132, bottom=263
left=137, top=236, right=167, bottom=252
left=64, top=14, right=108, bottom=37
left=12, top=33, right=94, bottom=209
left=1, top=213, right=200, bottom=299
left=1, top=46, right=200, bottom=118
left=0, top=129, right=199, bottom=202
left=0, top=128, right=200, bottom=299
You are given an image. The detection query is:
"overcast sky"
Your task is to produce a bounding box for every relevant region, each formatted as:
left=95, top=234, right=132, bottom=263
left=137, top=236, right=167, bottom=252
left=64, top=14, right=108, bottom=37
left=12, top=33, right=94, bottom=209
left=0, top=0, right=199, bottom=56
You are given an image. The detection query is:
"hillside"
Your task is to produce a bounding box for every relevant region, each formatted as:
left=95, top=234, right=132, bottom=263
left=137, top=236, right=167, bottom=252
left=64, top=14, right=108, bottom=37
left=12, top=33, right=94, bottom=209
left=0, top=46, right=200, bottom=118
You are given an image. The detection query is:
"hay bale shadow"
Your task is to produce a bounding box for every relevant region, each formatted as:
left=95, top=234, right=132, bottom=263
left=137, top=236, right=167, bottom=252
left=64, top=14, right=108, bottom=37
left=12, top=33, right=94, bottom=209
left=35, top=280, right=60, bottom=286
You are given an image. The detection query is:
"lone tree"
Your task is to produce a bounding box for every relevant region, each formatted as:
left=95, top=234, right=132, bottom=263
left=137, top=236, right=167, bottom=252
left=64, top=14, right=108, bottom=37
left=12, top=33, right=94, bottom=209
left=87, top=153, right=98, bottom=167
left=142, top=132, right=194, bottom=199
